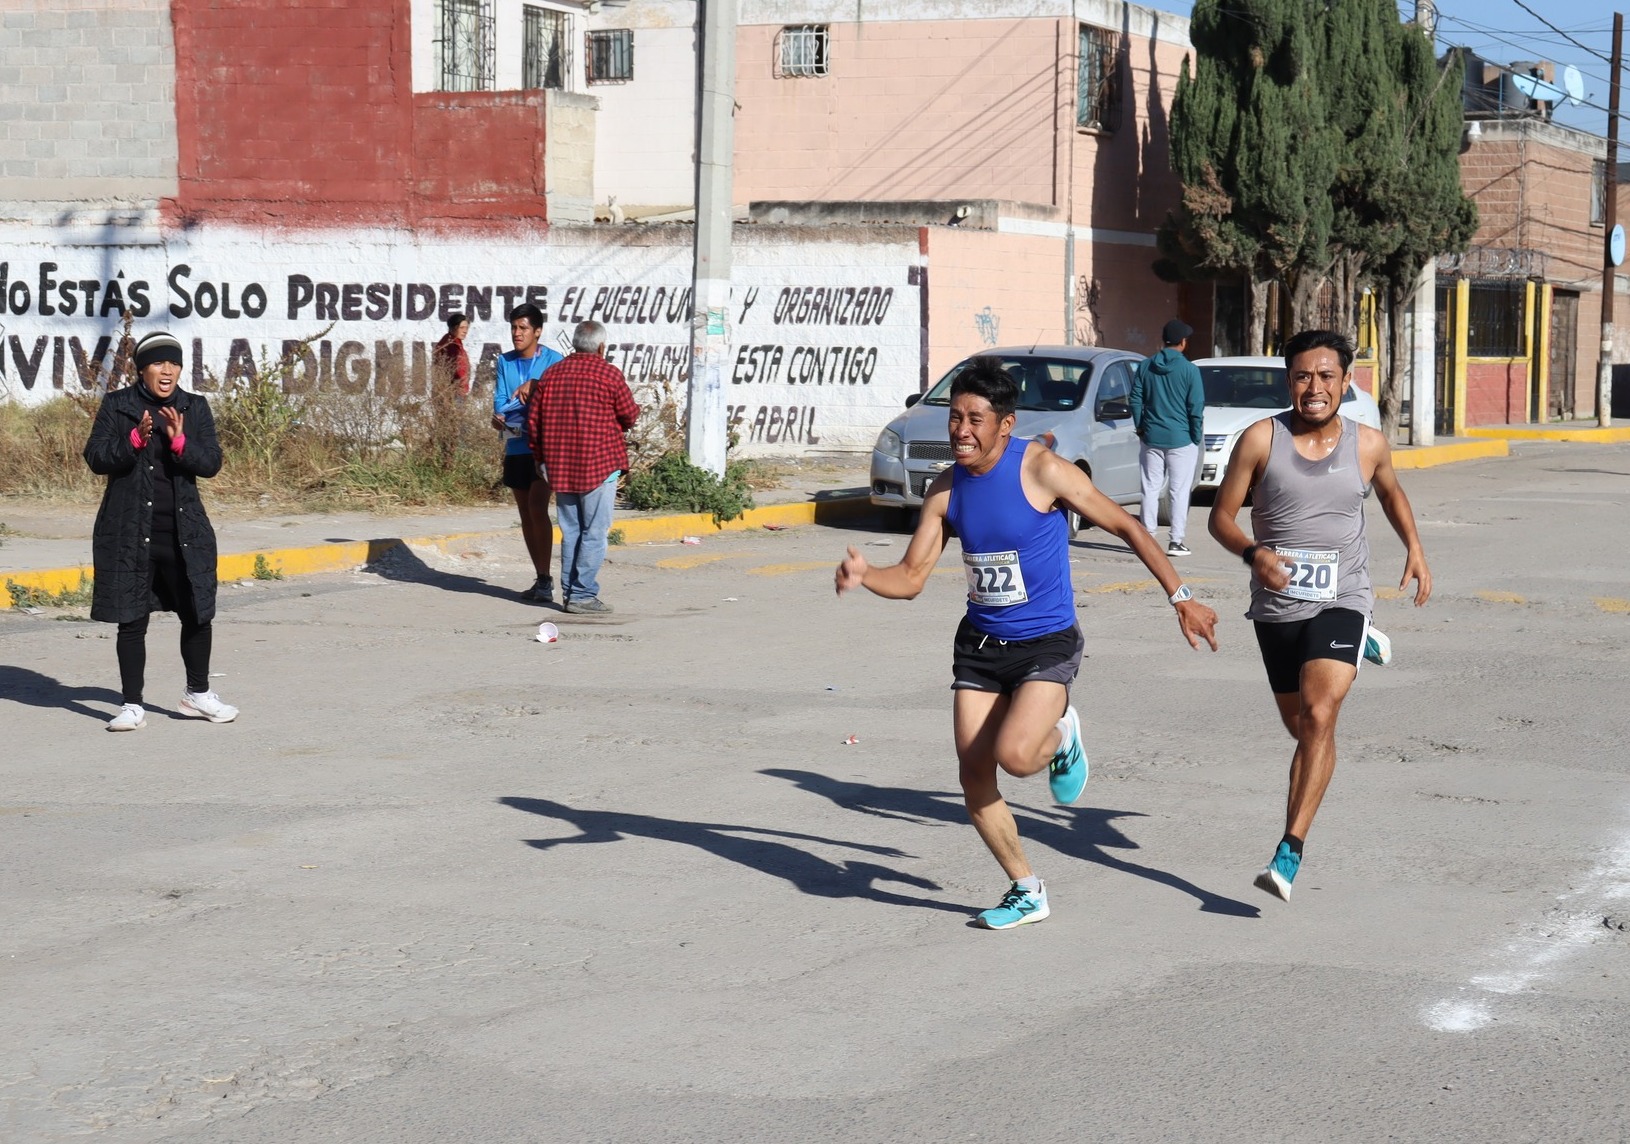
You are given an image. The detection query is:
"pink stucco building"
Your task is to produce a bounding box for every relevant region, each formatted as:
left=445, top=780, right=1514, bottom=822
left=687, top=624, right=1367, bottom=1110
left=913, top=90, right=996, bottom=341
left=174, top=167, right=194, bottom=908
left=590, top=0, right=1206, bottom=379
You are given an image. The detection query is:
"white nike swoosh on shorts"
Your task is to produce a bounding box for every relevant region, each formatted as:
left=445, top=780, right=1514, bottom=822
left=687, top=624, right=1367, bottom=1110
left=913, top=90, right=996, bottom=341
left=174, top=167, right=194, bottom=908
left=1330, top=642, right=1354, bottom=649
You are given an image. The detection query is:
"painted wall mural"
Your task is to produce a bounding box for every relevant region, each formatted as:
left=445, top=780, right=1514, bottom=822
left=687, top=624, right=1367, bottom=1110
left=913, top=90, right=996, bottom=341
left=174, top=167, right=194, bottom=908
left=0, top=224, right=924, bottom=457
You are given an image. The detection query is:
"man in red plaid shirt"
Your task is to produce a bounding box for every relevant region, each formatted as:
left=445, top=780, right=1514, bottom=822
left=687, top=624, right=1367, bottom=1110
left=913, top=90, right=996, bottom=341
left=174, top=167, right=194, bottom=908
left=525, top=320, right=640, bottom=614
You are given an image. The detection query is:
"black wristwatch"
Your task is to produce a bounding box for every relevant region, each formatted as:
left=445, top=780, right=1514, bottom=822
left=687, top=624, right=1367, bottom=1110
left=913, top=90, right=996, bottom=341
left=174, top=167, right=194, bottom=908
left=1241, top=544, right=1260, bottom=567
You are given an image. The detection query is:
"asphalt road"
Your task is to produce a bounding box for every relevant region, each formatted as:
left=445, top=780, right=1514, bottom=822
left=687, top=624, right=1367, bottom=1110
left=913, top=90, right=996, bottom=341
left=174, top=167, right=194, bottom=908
left=3, top=441, right=1628, bottom=1143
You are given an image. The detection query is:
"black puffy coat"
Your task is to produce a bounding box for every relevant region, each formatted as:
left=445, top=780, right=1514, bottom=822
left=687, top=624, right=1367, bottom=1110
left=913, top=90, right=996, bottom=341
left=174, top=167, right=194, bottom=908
left=83, top=384, right=223, bottom=624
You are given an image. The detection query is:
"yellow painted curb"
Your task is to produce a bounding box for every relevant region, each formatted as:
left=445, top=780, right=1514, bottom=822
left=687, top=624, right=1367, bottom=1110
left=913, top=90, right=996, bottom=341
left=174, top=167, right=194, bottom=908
left=612, top=498, right=869, bottom=544
left=1464, top=426, right=1630, bottom=443
left=1, top=499, right=876, bottom=609
left=1392, top=439, right=1509, bottom=469
left=1, top=566, right=93, bottom=606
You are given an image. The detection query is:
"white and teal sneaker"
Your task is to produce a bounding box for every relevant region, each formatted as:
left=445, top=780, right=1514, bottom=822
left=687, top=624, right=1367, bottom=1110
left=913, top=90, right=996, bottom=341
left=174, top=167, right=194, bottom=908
left=1363, top=627, right=1392, bottom=666
left=1253, top=841, right=1301, bottom=902
left=1048, top=705, right=1088, bottom=805
left=976, top=880, right=1050, bottom=930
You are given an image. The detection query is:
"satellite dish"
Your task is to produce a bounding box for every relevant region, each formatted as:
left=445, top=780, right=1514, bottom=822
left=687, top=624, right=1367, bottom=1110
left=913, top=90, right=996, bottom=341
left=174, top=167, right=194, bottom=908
left=1511, top=72, right=1567, bottom=104
left=1562, top=65, right=1585, bottom=105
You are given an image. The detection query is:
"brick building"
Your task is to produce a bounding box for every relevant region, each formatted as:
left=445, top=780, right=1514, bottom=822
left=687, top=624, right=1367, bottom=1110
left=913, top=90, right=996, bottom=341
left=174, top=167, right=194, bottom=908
left=1442, top=115, right=1627, bottom=429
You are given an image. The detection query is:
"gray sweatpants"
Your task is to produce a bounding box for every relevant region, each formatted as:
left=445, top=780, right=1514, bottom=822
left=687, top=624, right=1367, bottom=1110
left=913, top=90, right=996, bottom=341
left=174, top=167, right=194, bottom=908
left=1139, top=442, right=1199, bottom=543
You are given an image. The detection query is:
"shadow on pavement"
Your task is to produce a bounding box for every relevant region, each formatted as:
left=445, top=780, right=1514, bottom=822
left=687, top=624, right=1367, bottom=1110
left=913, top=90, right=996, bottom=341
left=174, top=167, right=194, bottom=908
left=762, top=768, right=1260, bottom=918
left=0, top=665, right=121, bottom=723
left=365, top=541, right=536, bottom=605
left=498, top=795, right=969, bottom=914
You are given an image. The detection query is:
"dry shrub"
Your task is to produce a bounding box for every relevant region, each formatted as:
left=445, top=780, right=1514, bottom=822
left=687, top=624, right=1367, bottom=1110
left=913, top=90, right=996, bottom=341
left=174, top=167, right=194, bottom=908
left=0, top=321, right=505, bottom=511
left=625, top=373, right=688, bottom=475
left=0, top=397, right=104, bottom=501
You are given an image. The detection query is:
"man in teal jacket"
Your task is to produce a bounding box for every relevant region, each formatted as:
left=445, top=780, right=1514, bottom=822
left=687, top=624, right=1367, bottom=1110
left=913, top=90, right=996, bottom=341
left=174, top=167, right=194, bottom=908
left=1130, top=319, right=1205, bottom=556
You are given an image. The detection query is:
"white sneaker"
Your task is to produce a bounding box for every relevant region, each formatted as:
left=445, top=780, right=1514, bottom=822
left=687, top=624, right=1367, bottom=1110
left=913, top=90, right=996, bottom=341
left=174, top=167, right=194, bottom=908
left=107, top=703, right=145, bottom=732
left=180, top=690, right=238, bottom=723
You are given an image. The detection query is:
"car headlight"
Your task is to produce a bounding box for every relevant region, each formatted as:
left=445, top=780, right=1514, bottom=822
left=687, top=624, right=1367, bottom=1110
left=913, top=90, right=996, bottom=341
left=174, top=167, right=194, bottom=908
left=876, top=428, right=902, bottom=457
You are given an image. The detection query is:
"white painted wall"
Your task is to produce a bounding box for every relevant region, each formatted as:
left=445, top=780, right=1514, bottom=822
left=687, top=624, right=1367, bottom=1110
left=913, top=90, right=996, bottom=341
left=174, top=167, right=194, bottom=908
left=410, top=0, right=586, bottom=94
left=587, top=1, right=697, bottom=213
left=0, top=221, right=922, bottom=457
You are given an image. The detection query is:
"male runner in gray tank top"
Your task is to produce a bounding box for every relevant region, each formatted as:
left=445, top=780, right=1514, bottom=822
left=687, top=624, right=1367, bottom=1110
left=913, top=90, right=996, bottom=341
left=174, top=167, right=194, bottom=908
left=1207, top=330, right=1431, bottom=902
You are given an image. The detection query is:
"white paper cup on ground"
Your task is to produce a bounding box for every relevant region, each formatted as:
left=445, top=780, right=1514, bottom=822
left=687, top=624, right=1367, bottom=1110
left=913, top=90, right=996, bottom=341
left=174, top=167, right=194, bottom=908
left=536, top=622, right=560, bottom=643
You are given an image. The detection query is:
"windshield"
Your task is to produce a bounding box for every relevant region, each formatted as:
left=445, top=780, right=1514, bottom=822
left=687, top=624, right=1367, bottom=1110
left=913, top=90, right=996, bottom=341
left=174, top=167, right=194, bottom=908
left=1200, top=365, right=1290, bottom=408
left=1201, top=364, right=1362, bottom=408
left=921, top=356, right=1094, bottom=412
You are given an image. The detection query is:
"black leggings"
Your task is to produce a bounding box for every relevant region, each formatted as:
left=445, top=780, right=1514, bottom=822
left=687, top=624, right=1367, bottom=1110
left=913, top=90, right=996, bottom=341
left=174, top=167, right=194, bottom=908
left=116, top=540, right=212, bottom=704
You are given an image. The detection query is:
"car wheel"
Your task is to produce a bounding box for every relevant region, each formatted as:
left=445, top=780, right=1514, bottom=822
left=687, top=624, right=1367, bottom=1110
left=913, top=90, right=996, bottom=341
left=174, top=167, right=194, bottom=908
left=1066, top=463, right=1094, bottom=537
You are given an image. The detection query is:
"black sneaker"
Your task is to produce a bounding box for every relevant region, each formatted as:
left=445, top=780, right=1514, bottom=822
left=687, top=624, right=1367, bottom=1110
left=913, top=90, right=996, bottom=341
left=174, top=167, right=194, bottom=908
left=1167, top=541, right=1191, bottom=557
left=527, top=576, right=555, bottom=604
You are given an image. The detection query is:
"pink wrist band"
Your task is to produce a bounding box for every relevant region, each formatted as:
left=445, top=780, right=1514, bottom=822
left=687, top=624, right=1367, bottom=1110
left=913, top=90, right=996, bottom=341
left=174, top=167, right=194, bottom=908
left=129, top=426, right=145, bottom=448
left=169, top=433, right=186, bottom=455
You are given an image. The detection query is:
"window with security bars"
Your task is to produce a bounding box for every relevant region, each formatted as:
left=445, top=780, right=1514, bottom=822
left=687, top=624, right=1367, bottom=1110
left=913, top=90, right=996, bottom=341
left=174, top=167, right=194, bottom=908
left=778, top=25, right=829, bottom=78
left=1592, top=160, right=1607, bottom=227
left=1466, top=282, right=1526, bottom=358
left=523, top=5, right=569, bottom=90
left=1077, top=24, right=1121, bottom=132
left=586, top=28, right=634, bottom=84
left=436, top=0, right=494, bottom=92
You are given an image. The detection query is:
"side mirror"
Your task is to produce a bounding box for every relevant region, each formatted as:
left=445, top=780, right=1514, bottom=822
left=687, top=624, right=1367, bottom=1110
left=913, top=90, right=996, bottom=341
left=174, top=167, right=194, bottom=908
left=1096, top=398, right=1131, bottom=421
left=904, top=393, right=922, bottom=408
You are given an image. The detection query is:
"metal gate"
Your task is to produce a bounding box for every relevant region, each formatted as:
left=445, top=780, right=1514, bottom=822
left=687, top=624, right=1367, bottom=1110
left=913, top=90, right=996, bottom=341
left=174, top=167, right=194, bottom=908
left=1549, top=290, right=1579, bottom=420
left=1434, top=285, right=1457, bottom=436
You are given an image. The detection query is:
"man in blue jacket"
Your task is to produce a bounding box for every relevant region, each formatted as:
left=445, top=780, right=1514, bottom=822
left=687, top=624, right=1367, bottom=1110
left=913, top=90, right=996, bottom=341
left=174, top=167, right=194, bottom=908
left=1130, top=318, right=1206, bottom=557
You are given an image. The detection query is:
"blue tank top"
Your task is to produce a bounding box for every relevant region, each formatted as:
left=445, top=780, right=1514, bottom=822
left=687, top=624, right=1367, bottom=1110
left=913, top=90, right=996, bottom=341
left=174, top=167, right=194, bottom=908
left=945, top=437, right=1076, bottom=640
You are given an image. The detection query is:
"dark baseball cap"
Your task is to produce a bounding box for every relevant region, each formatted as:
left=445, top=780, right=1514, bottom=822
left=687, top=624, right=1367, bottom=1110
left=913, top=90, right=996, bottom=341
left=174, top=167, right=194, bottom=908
left=1162, top=319, right=1193, bottom=345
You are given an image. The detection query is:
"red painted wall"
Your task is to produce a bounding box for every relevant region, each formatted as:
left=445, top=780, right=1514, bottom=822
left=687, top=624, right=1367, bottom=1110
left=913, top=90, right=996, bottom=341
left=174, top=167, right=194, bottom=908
left=1465, top=360, right=1529, bottom=427
left=168, top=0, right=549, bottom=228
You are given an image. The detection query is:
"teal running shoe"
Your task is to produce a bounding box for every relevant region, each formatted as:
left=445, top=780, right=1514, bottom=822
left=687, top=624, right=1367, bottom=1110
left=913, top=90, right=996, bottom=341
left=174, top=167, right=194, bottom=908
left=976, top=880, right=1050, bottom=930
left=1048, top=705, right=1088, bottom=805
left=1363, top=627, right=1392, bottom=666
left=1253, top=841, right=1301, bottom=901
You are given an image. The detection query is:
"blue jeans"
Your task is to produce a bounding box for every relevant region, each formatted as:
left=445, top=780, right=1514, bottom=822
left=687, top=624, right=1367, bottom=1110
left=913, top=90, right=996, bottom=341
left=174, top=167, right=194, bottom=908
left=556, top=470, right=619, bottom=602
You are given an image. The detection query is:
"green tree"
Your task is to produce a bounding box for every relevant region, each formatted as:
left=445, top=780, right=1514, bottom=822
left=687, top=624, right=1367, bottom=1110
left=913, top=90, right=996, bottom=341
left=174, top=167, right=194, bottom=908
left=1317, top=0, right=1409, bottom=337
left=1160, top=0, right=1336, bottom=350
left=1376, top=33, right=1477, bottom=432
left=1164, top=0, right=1473, bottom=372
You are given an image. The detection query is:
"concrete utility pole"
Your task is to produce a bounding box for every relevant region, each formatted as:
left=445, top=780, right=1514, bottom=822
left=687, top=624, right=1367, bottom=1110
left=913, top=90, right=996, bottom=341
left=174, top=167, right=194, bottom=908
left=686, top=0, right=737, bottom=477
left=1598, top=12, right=1623, bottom=427
left=1410, top=0, right=1438, bottom=445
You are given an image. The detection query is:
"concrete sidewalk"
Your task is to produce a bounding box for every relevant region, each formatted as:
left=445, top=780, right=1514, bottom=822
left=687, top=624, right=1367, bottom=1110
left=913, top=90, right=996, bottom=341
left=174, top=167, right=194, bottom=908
left=0, top=435, right=1524, bottom=607
left=0, top=454, right=878, bottom=607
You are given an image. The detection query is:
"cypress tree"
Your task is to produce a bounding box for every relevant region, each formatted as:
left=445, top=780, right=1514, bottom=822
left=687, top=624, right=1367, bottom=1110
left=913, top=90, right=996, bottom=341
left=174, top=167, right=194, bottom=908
left=1376, top=32, right=1477, bottom=430
left=1160, top=0, right=1336, bottom=349
left=1317, top=0, right=1408, bottom=337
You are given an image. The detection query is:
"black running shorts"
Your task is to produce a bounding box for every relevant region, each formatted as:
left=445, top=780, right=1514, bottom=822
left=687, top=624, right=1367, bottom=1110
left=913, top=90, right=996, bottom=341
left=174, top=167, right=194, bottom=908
left=502, top=453, right=543, bottom=490
left=951, top=617, right=1084, bottom=694
left=1252, top=607, right=1369, bottom=694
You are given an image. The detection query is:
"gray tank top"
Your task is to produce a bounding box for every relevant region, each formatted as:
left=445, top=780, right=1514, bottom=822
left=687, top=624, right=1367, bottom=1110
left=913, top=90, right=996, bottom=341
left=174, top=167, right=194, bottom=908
left=1248, top=413, right=1373, bottom=622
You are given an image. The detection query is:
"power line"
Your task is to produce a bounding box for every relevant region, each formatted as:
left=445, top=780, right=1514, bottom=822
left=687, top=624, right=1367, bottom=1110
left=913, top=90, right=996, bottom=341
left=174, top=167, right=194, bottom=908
left=1505, top=0, right=1613, bottom=64
left=1436, top=14, right=1612, bottom=89
left=1436, top=34, right=1627, bottom=127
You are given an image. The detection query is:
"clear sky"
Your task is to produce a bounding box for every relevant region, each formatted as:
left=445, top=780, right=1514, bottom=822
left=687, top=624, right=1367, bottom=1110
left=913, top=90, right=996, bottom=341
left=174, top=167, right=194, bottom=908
left=1157, top=0, right=1622, bottom=139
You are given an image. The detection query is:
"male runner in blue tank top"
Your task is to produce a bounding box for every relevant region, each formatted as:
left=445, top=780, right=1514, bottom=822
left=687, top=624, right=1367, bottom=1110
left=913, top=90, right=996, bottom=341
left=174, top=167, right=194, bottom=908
left=1208, top=330, right=1431, bottom=903
left=835, top=357, right=1219, bottom=929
